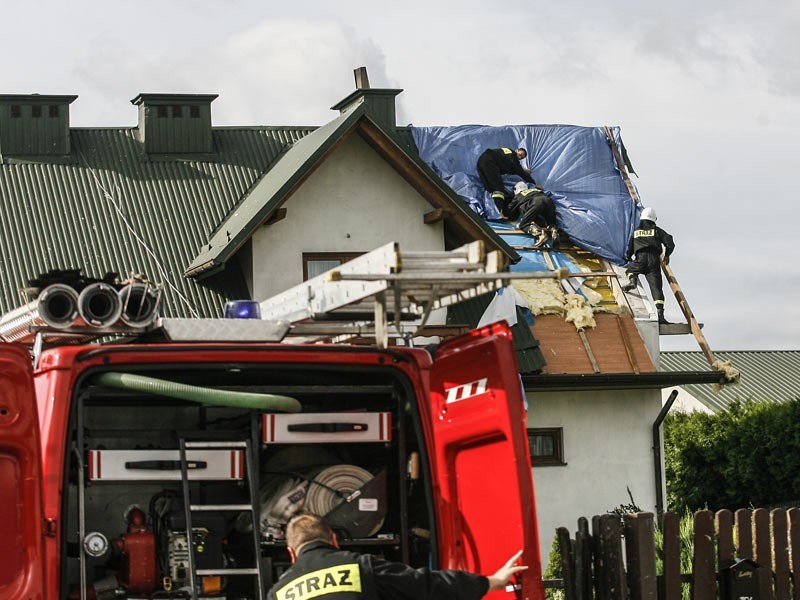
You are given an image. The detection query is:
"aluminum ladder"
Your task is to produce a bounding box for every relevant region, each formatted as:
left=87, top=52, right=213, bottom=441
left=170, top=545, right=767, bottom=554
left=178, top=437, right=264, bottom=600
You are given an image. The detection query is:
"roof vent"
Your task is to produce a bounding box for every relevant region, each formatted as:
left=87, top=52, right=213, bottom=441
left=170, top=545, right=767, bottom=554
left=131, top=93, right=218, bottom=154
left=0, top=94, right=77, bottom=157
left=330, top=67, right=402, bottom=128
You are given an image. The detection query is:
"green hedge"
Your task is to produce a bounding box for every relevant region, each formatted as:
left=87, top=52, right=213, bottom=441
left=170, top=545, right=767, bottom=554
left=664, top=398, right=800, bottom=512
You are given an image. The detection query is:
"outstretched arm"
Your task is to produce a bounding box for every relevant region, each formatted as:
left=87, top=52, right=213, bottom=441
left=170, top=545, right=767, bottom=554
left=487, top=550, right=528, bottom=591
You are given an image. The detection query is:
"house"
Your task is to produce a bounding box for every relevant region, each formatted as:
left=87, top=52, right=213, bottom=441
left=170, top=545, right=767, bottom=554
left=0, top=73, right=727, bottom=560
left=660, top=350, right=800, bottom=413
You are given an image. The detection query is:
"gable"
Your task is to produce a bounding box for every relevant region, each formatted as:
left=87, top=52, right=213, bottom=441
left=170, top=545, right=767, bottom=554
left=186, top=108, right=519, bottom=280
left=249, top=134, right=445, bottom=299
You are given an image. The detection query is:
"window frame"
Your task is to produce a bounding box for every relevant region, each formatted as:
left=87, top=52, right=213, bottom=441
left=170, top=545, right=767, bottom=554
left=302, top=252, right=364, bottom=281
left=527, top=427, right=565, bottom=466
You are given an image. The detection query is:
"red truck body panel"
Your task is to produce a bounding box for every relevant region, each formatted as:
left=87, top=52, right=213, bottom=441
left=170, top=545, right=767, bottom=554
left=0, top=345, right=46, bottom=600
left=4, top=321, right=544, bottom=600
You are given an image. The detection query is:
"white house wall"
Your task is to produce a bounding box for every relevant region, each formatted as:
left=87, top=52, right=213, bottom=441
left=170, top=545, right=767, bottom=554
left=250, top=134, right=444, bottom=300
left=662, top=386, right=712, bottom=414
left=527, top=388, right=661, bottom=564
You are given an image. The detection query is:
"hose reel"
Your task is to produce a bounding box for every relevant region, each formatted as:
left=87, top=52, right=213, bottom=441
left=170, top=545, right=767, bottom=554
left=251, top=464, right=386, bottom=540
left=306, top=465, right=386, bottom=539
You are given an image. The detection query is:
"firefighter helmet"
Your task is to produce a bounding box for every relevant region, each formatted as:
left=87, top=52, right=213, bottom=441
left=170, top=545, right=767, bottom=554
left=641, top=207, right=657, bottom=222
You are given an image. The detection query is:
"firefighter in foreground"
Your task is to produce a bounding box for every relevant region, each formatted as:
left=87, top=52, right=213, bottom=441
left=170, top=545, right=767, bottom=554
left=268, top=512, right=527, bottom=600
left=622, top=206, right=675, bottom=324
left=476, top=147, right=536, bottom=210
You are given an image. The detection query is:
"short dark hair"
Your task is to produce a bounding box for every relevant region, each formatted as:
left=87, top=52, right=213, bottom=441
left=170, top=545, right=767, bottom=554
left=286, top=513, right=334, bottom=552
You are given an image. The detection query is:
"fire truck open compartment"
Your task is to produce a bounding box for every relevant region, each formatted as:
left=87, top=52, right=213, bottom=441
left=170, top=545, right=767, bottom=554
left=62, top=358, right=434, bottom=600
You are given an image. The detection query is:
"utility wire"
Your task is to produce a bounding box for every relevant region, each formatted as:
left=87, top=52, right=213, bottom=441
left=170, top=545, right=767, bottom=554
left=78, top=150, right=199, bottom=318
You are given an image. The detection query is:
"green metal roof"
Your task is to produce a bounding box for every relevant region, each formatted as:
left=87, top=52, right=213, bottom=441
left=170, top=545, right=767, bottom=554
left=0, top=126, right=311, bottom=318
left=660, top=350, right=800, bottom=412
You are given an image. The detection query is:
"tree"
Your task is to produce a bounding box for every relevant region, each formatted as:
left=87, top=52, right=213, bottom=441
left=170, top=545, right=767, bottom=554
left=664, top=398, right=800, bottom=512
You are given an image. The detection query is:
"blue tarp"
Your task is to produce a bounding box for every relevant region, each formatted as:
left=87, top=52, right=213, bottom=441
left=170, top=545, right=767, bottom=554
left=410, top=124, right=642, bottom=264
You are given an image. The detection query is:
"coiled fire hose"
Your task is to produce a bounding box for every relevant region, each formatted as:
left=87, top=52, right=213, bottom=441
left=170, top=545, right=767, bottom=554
left=91, top=371, right=301, bottom=412
left=305, top=465, right=384, bottom=536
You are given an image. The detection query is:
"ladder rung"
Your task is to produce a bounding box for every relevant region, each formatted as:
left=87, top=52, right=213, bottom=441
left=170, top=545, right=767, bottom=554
left=190, top=504, right=253, bottom=511
left=184, top=440, right=247, bottom=449
left=197, top=568, right=259, bottom=576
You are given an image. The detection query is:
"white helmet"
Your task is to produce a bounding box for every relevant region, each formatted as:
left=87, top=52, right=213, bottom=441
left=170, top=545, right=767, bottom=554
left=641, top=207, right=657, bottom=222
left=514, top=182, right=529, bottom=194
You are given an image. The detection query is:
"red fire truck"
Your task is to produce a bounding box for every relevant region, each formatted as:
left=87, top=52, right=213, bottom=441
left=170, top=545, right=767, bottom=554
left=0, top=244, right=546, bottom=600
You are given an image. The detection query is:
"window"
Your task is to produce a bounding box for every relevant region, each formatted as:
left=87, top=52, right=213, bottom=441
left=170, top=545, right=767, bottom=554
left=10, top=105, right=21, bottom=118
left=49, top=105, right=59, bottom=118
left=157, top=106, right=168, bottom=118
left=31, top=105, right=42, bottom=118
left=190, top=105, right=201, bottom=118
left=172, top=105, right=183, bottom=118
left=303, top=252, right=363, bottom=280
left=527, top=428, right=565, bottom=466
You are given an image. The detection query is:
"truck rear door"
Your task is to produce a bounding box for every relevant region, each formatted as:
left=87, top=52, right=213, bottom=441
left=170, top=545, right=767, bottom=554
left=428, top=321, right=544, bottom=600
left=0, top=344, right=45, bottom=600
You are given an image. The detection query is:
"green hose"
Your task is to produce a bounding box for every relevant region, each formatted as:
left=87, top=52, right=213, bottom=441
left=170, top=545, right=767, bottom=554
left=92, top=371, right=301, bottom=413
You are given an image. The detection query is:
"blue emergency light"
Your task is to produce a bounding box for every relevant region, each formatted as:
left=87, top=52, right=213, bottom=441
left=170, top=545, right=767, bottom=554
left=223, top=300, right=261, bottom=319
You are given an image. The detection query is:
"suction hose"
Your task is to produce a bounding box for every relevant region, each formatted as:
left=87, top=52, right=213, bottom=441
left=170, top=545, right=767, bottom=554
left=91, top=372, right=301, bottom=412
left=39, top=283, right=80, bottom=329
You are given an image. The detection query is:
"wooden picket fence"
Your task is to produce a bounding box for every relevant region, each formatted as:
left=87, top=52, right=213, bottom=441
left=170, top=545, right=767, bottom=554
left=554, top=508, right=800, bottom=600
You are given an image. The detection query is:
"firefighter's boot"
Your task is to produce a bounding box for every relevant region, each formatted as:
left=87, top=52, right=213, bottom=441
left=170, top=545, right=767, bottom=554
left=491, top=191, right=507, bottom=216
left=657, top=305, right=670, bottom=325
left=622, top=274, right=638, bottom=292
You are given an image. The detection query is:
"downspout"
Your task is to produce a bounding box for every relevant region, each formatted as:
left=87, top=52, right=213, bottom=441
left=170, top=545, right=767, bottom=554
left=653, top=390, right=679, bottom=515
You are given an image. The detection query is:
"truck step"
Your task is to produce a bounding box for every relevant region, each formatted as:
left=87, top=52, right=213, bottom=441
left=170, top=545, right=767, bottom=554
left=190, top=504, right=253, bottom=512
left=197, top=568, right=259, bottom=576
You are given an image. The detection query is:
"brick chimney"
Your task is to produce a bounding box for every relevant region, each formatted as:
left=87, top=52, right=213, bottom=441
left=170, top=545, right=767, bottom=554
left=131, top=93, right=218, bottom=154
left=0, top=94, right=77, bottom=157
left=330, top=67, right=402, bottom=129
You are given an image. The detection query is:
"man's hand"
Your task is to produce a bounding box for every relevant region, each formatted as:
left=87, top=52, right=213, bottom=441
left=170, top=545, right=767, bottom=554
left=487, top=550, right=528, bottom=591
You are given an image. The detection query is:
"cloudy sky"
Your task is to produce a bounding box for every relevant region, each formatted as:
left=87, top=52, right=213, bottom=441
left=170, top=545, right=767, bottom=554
left=4, top=0, right=798, bottom=351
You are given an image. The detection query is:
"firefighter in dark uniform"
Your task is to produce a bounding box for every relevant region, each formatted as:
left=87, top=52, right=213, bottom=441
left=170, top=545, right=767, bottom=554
left=268, top=513, right=527, bottom=600
left=506, top=182, right=560, bottom=248
left=622, top=206, right=675, bottom=324
left=476, top=147, right=536, bottom=211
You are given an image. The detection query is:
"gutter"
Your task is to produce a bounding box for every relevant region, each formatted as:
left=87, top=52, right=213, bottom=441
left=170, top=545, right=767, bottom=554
left=653, top=389, right=679, bottom=516
left=520, top=370, right=725, bottom=391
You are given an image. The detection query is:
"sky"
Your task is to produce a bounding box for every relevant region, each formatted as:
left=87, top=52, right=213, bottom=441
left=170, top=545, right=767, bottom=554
left=3, top=0, right=799, bottom=351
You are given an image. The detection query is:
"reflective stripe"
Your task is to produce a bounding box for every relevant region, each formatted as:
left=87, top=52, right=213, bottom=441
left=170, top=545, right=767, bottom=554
left=634, top=229, right=655, bottom=238
left=491, top=192, right=505, bottom=199
left=655, top=300, right=665, bottom=305
left=275, top=564, right=361, bottom=600
left=501, top=147, right=513, bottom=154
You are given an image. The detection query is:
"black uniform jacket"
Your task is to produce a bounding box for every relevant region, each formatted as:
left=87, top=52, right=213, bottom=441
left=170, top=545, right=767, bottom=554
left=268, top=542, right=489, bottom=600
left=506, top=188, right=553, bottom=222
left=480, top=148, right=534, bottom=182
left=626, top=219, right=675, bottom=260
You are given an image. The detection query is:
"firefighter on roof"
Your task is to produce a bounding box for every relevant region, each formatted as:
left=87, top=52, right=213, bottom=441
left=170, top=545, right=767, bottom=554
left=476, top=147, right=535, bottom=211
left=622, top=206, right=675, bottom=324
left=507, top=182, right=560, bottom=248
left=268, top=513, right=527, bottom=600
